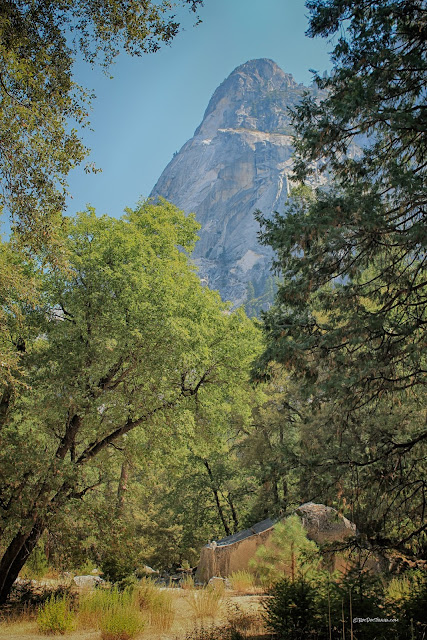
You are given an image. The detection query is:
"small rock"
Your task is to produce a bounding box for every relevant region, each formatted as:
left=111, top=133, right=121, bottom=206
left=141, top=565, right=158, bottom=575
left=73, top=575, right=104, bottom=588
left=208, top=576, right=232, bottom=589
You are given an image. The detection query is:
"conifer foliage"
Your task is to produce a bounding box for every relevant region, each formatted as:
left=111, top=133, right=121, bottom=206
left=254, top=0, right=427, bottom=552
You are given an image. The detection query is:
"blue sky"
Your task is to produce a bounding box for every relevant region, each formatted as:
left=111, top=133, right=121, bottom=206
left=66, top=0, right=333, bottom=218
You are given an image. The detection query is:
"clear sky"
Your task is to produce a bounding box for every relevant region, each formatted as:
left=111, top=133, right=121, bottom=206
left=66, top=0, right=333, bottom=218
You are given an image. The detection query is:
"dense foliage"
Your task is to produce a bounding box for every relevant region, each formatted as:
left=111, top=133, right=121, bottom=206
left=0, top=199, right=261, bottom=603
left=254, top=0, right=426, bottom=554
left=264, top=570, right=427, bottom=639
left=0, top=0, right=202, bottom=254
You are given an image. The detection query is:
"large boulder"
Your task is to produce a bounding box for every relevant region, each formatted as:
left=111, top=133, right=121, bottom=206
left=295, top=502, right=357, bottom=544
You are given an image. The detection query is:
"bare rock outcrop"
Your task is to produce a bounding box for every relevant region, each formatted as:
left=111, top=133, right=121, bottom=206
left=295, top=502, right=357, bottom=545
left=150, top=59, right=324, bottom=307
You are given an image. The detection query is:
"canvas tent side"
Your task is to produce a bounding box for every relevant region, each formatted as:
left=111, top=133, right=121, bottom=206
left=195, top=518, right=275, bottom=584
left=195, top=503, right=358, bottom=583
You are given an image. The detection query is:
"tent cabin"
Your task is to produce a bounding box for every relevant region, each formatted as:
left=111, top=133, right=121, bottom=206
left=195, top=502, right=357, bottom=583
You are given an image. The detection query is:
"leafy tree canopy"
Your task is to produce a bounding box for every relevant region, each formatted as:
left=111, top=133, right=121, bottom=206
left=0, top=199, right=261, bottom=603
left=0, top=0, right=202, bottom=255
left=255, top=0, right=427, bottom=405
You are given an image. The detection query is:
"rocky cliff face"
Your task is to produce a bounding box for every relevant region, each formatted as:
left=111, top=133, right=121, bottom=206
left=150, top=59, right=317, bottom=307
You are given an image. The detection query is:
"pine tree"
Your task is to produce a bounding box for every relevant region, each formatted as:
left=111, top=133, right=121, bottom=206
left=254, top=0, right=427, bottom=553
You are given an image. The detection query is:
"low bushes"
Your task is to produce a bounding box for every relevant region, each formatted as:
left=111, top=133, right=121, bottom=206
left=136, top=579, right=174, bottom=632
left=180, top=602, right=265, bottom=639
left=78, top=587, right=144, bottom=639
left=100, top=605, right=144, bottom=640
left=263, top=570, right=427, bottom=640
left=36, top=595, right=74, bottom=635
left=78, top=588, right=121, bottom=629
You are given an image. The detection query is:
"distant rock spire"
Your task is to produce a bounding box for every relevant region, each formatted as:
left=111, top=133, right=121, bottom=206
left=150, top=59, right=320, bottom=307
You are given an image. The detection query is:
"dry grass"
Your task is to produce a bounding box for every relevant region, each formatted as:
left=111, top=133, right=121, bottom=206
left=0, top=622, right=100, bottom=640
left=77, top=588, right=120, bottom=630
left=134, top=578, right=175, bottom=632
left=78, top=588, right=144, bottom=639
left=0, top=588, right=266, bottom=640
left=138, top=586, right=174, bottom=632
left=228, top=571, right=259, bottom=594
left=187, top=586, right=223, bottom=620
left=180, top=575, right=195, bottom=591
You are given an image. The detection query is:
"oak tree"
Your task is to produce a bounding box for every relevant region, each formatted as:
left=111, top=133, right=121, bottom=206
left=0, top=199, right=258, bottom=603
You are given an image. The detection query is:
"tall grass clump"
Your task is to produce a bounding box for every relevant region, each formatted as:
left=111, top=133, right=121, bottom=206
left=188, top=585, right=223, bottom=619
left=100, top=605, right=144, bottom=640
left=135, top=578, right=175, bottom=632
left=78, top=587, right=119, bottom=629
left=78, top=587, right=144, bottom=639
left=37, top=595, right=74, bottom=635
left=229, top=570, right=257, bottom=594
left=181, top=574, right=195, bottom=590
left=134, top=577, right=158, bottom=610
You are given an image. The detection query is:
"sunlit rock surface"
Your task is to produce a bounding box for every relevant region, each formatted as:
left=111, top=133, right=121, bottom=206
left=150, top=59, right=320, bottom=306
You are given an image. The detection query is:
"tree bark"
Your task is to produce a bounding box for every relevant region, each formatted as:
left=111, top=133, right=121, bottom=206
left=227, top=492, right=239, bottom=533
left=0, top=518, right=45, bottom=605
left=0, top=386, right=12, bottom=432
left=116, top=458, right=129, bottom=517
left=0, top=374, right=210, bottom=604
left=203, top=459, right=231, bottom=537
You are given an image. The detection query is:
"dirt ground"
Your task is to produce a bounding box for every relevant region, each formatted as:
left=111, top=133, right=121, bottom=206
left=0, top=591, right=266, bottom=640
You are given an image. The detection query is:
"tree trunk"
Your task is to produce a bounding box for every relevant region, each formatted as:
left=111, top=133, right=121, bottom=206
left=227, top=492, right=239, bottom=533
left=0, top=518, right=45, bottom=605
left=203, top=460, right=231, bottom=537
left=116, top=459, right=129, bottom=517
left=0, top=386, right=12, bottom=432
left=282, top=477, right=288, bottom=511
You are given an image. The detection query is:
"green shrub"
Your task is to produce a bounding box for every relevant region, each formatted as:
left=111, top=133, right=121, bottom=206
left=395, top=571, right=427, bottom=640
left=263, top=570, right=427, bottom=640
left=100, top=551, right=136, bottom=584
left=263, top=577, right=319, bottom=639
left=21, top=543, right=49, bottom=580
left=9, top=581, right=73, bottom=609
left=100, top=605, right=144, bottom=640
left=37, top=595, right=75, bottom=635
left=249, top=515, right=320, bottom=588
